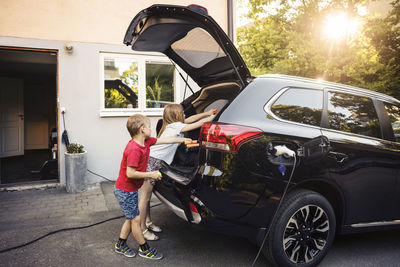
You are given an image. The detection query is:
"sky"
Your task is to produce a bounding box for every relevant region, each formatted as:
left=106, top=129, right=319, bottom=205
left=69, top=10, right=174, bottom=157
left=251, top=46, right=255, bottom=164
left=236, top=0, right=392, bottom=28
left=236, top=0, right=251, bottom=27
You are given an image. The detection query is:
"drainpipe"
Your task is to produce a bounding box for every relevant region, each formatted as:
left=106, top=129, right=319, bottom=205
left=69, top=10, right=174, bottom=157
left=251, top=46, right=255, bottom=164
left=227, top=0, right=234, bottom=42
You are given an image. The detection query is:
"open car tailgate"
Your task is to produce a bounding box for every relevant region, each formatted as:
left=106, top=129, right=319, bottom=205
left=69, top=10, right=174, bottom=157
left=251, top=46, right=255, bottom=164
left=123, top=4, right=250, bottom=87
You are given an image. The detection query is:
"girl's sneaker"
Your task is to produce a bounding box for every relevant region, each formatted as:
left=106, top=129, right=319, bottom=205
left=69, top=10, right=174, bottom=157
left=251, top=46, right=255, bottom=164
left=138, top=246, right=163, bottom=260
left=114, top=243, right=136, bottom=258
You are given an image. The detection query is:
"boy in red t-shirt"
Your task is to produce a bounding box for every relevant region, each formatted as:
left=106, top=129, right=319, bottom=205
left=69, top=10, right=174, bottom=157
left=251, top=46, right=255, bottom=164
left=114, top=114, right=190, bottom=260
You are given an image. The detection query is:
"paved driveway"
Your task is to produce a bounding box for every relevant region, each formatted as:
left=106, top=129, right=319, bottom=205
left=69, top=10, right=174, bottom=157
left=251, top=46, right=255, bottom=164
left=1, top=183, right=400, bottom=266
left=0, top=207, right=267, bottom=266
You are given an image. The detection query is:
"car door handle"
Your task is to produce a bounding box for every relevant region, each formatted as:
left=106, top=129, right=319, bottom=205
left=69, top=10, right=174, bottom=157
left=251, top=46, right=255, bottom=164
left=329, top=152, right=348, bottom=163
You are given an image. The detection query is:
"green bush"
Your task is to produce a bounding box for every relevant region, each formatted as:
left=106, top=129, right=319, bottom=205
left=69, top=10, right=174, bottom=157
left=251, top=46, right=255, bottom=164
left=67, top=143, right=85, bottom=154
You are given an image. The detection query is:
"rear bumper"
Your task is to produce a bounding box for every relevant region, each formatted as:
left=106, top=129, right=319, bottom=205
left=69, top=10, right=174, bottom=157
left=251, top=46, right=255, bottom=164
left=154, top=168, right=266, bottom=242
left=153, top=169, right=203, bottom=224
left=154, top=191, right=201, bottom=224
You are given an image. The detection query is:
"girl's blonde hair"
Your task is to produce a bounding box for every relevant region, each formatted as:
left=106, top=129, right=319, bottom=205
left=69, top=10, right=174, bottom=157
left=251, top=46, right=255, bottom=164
left=158, top=104, right=185, bottom=137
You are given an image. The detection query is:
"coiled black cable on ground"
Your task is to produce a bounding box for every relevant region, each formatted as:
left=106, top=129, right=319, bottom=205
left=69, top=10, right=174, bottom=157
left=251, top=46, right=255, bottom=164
left=0, top=215, right=123, bottom=253
left=0, top=169, right=162, bottom=254
left=87, top=169, right=115, bottom=183
left=0, top=203, right=162, bottom=254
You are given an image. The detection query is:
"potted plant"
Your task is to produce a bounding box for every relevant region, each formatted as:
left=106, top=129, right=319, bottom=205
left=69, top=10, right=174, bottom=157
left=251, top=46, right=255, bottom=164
left=65, top=142, right=87, bottom=193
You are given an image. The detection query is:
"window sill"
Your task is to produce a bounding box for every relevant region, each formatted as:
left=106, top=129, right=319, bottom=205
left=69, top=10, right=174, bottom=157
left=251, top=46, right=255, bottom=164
left=100, top=109, right=163, bottom=117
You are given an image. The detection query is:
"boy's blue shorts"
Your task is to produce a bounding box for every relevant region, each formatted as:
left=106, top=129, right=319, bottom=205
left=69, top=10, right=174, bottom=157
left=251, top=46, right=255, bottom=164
left=114, top=186, right=139, bottom=219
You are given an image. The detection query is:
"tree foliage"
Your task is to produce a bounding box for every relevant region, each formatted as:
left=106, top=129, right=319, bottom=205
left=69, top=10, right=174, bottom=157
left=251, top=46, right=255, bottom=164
left=237, top=0, right=400, bottom=99
left=104, top=62, right=139, bottom=108
left=146, top=64, right=174, bottom=108
left=364, top=0, right=400, bottom=99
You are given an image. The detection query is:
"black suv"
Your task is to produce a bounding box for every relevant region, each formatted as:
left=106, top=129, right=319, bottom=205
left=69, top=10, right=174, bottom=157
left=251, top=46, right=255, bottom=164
left=124, top=4, right=400, bottom=267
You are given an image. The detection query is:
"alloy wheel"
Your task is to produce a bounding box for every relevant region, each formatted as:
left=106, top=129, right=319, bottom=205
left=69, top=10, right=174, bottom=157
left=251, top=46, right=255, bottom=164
left=282, top=205, right=330, bottom=264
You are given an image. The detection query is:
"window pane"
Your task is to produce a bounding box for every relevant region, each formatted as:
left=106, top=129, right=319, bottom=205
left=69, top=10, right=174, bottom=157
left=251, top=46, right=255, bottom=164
left=271, top=88, right=323, bottom=126
left=104, top=57, right=138, bottom=109
left=146, top=62, right=174, bottom=108
left=171, top=27, right=226, bottom=68
left=383, top=102, right=400, bottom=142
left=328, top=92, right=381, bottom=138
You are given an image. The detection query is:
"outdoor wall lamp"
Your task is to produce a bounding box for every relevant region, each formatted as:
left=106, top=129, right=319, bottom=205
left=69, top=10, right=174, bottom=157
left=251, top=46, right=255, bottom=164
left=64, top=43, right=74, bottom=54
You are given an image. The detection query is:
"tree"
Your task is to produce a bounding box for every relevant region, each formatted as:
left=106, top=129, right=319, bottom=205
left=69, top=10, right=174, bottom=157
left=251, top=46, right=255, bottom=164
left=104, top=62, right=139, bottom=108
left=146, top=76, right=162, bottom=108
left=145, top=63, right=174, bottom=108
left=237, top=0, right=400, bottom=98
left=364, top=0, right=400, bottom=99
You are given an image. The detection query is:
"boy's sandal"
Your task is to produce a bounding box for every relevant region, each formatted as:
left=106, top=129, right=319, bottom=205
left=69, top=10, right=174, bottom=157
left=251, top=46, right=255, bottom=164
left=143, top=229, right=159, bottom=241
left=146, top=221, right=162, bottom=233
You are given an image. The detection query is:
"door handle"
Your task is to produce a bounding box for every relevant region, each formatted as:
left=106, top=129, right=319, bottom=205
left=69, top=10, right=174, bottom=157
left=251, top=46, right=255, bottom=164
left=18, top=115, right=24, bottom=120
left=329, top=152, right=348, bottom=163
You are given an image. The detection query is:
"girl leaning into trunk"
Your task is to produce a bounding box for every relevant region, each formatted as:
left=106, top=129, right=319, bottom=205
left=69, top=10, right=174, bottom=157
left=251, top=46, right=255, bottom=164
left=139, top=104, right=215, bottom=241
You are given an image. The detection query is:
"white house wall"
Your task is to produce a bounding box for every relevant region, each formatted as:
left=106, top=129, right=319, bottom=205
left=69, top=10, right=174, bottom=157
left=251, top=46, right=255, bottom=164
left=0, top=36, right=199, bottom=185
left=0, top=0, right=232, bottom=186
left=0, top=0, right=229, bottom=45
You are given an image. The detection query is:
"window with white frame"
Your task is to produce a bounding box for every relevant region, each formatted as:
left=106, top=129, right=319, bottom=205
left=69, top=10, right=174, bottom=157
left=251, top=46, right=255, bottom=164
left=100, top=53, right=177, bottom=116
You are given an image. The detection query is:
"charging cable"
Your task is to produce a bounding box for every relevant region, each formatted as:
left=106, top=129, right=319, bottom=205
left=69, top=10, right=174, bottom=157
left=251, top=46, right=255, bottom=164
left=61, top=111, right=70, bottom=147
left=87, top=169, right=115, bottom=183
left=252, top=145, right=297, bottom=266
left=0, top=203, right=162, bottom=254
left=0, top=171, right=155, bottom=253
left=0, top=215, right=124, bottom=253
left=273, top=145, right=296, bottom=157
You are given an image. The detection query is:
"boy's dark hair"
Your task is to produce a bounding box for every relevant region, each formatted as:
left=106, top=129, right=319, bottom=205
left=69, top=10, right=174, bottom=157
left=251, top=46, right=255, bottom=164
left=126, top=114, right=150, bottom=137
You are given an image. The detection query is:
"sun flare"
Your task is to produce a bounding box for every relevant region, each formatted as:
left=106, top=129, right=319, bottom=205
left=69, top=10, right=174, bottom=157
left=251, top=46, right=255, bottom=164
left=323, top=13, right=359, bottom=40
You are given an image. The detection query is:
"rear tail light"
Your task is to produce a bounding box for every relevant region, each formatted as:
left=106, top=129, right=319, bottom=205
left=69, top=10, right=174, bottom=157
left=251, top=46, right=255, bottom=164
left=189, top=202, right=199, bottom=213
left=200, top=122, right=263, bottom=153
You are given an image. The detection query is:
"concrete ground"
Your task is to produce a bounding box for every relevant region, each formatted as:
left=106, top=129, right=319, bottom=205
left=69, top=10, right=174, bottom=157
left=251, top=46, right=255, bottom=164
left=2, top=182, right=399, bottom=267
left=0, top=182, right=267, bottom=267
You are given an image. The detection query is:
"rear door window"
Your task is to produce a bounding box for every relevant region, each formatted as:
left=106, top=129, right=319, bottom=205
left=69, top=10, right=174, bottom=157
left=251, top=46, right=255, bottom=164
left=383, top=102, right=400, bottom=142
left=327, top=91, right=381, bottom=138
left=171, top=27, right=226, bottom=68
left=270, top=88, right=323, bottom=126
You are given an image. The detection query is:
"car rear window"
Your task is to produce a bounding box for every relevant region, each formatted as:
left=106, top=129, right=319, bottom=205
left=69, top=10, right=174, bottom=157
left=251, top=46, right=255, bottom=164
left=171, top=27, right=226, bottom=68
left=271, top=88, right=323, bottom=126
left=327, top=92, right=381, bottom=138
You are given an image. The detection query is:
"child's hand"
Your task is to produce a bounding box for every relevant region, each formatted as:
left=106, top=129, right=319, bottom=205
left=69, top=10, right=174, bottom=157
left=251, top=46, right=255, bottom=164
left=182, top=138, right=192, bottom=144
left=206, top=109, right=217, bottom=116
left=185, top=139, right=197, bottom=145
left=149, top=171, right=162, bottom=181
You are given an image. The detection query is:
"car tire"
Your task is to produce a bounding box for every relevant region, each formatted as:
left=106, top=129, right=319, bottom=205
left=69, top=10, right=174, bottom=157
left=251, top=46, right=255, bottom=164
left=264, top=189, right=336, bottom=267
